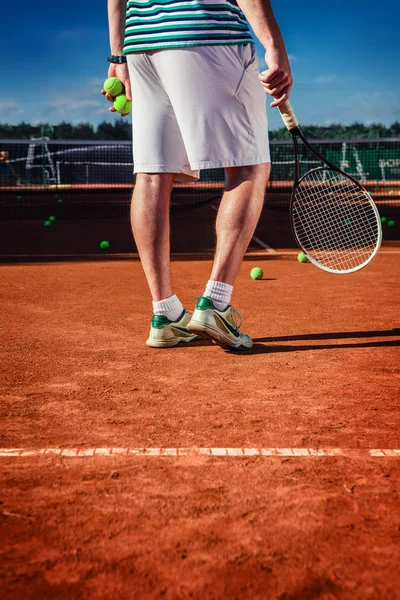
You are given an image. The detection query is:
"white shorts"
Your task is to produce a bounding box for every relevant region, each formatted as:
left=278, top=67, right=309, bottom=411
left=127, top=45, right=270, bottom=181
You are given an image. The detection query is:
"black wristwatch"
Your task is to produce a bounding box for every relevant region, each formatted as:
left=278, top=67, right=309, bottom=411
left=107, top=55, right=127, bottom=64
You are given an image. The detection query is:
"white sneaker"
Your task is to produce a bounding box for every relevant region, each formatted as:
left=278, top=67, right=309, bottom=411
left=187, top=297, right=253, bottom=350
left=146, top=310, right=202, bottom=348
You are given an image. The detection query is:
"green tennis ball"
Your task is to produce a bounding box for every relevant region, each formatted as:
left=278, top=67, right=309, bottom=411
left=104, top=77, right=124, bottom=97
left=344, top=219, right=350, bottom=225
left=44, top=220, right=51, bottom=227
left=48, top=215, right=56, bottom=222
left=381, top=216, right=387, bottom=224
left=100, top=240, right=110, bottom=250
left=250, top=267, right=263, bottom=280
left=298, top=251, right=308, bottom=263
left=113, top=94, right=132, bottom=115
left=57, top=198, right=63, bottom=203
left=388, top=220, right=395, bottom=227
left=389, top=190, right=394, bottom=195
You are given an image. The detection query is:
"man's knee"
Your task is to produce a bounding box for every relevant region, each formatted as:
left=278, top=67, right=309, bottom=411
left=135, top=172, right=175, bottom=193
left=225, top=163, right=271, bottom=189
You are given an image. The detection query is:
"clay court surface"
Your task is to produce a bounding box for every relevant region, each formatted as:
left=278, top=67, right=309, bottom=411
left=1, top=251, right=400, bottom=599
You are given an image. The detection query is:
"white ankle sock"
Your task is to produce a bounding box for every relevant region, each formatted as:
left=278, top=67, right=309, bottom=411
left=204, top=280, right=232, bottom=311
left=152, top=294, right=184, bottom=322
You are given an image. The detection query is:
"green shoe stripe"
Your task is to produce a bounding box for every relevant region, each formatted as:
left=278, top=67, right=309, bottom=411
left=151, top=314, right=171, bottom=328
left=195, top=296, right=215, bottom=310
left=215, top=313, right=240, bottom=338
left=151, top=309, right=187, bottom=329
left=172, top=326, right=192, bottom=335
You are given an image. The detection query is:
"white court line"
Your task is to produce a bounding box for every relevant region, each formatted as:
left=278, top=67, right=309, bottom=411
left=251, top=235, right=278, bottom=254
left=0, top=448, right=400, bottom=458
left=210, top=204, right=277, bottom=254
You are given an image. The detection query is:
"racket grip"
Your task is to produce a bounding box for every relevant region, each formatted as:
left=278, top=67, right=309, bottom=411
left=278, top=101, right=299, bottom=131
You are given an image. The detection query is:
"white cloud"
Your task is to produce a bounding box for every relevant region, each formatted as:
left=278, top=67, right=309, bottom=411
left=89, top=77, right=106, bottom=89
left=56, top=29, right=85, bottom=41
left=308, top=91, right=400, bottom=125
left=313, top=75, right=346, bottom=85
left=0, top=99, right=24, bottom=118
left=46, top=98, right=102, bottom=109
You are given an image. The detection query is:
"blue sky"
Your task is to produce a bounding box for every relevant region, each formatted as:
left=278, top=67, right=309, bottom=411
left=1, top=0, right=398, bottom=129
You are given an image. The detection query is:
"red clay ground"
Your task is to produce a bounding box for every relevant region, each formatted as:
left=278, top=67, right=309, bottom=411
left=1, top=254, right=400, bottom=599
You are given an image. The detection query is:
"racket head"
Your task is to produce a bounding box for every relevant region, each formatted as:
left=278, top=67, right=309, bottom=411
left=290, top=166, right=382, bottom=274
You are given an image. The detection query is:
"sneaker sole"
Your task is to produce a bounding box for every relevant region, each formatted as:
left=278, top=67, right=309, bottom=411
left=187, top=320, right=252, bottom=350
left=146, top=335, right=202, bottom=348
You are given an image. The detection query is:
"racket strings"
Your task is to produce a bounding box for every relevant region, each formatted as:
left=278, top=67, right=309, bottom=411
left=292, top=169, right=380, bottom=272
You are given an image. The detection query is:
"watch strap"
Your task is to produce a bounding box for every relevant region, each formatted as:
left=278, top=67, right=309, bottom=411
left=107, top=55, right=127, bottom=64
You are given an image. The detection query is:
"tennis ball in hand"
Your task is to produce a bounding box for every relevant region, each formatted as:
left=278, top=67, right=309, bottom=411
left=250, top=267, right=263, bottom=280
left=298, top=251, right=308, bottom=263
left=113, top=94, right=132, bottom=115
left=388, top=220, right=395, bottom=227
left=103, top=77, right=124, bottom=97
left=100, top=240, right=110, bottom=250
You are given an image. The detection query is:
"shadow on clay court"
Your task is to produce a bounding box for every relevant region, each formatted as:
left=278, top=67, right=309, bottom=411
left=244, top=328, right=400, bottom=354
left=255, top=328, right=400, bottom=343
left=244, top=339, right=400, bottom=355
left=230, top=328, right=400, bottom=355
left=174, top=328, right=400, bottom=353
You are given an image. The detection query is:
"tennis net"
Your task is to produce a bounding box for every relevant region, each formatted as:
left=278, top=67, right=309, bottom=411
left=0, top=138, right=399, bottom=221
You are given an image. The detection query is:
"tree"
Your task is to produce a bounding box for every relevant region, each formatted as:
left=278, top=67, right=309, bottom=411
left=0, top=121, right=398, bottom=140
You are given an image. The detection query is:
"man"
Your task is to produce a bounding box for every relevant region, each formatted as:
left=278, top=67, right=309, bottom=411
left=0, top=151, right=18, bottom=185
left=103, top=0, right=292, bottom=350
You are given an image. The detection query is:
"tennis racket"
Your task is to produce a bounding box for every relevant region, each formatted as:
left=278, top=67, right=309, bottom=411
left=278, top=101, right=382, bottom=274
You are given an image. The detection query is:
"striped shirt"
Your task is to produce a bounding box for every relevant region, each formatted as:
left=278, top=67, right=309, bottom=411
left=123, top=0, right=253, bottom=53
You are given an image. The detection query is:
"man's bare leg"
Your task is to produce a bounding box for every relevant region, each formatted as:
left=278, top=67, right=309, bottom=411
left=187, top=163, right=270, bottom=349
left=130, top=173, right=175, bottom=302
left=210, top=163, right=271, bottom=284
left=132, top=172, right=202, bottom=347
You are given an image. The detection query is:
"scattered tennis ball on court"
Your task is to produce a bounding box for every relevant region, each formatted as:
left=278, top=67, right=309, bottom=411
left=113, top=94, right=132, bottom=115
left=44, top=220, right=51, bottom=227
left=48, top=215, right=56, bottom=222
left=298, top=251, right=308, bottom=263
left=250, top=267, right=263, bottom=280
left=381, top=216, right=387, bottom=224
left=16, top=195, right=22, bottom=200
left=388, top=220, right=395, bottom=227
left=57, top=198, right=63, bottom=203
left=104, top=77, right=124, bottom=97
left=100, top=240, right=110, bottom=250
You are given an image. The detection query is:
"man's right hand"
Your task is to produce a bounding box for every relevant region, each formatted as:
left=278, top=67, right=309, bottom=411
left=259, top=48, right=293, bottom=108
left=101, top=63, right=132, bottom=117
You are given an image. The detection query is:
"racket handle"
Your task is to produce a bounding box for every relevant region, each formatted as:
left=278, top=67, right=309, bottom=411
left=278, top=101, right=299, bottom=131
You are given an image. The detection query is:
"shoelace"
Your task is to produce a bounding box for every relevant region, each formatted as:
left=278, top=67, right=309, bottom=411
left=230, top=306, right=243, bottom=331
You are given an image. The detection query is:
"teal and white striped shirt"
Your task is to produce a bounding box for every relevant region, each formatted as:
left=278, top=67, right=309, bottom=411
left=123, top=0, right=253, bottom=53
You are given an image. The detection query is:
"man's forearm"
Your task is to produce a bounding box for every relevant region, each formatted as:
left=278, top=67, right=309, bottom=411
left=235, top=0, right=285, bottom=51
left=108, top=0, right=127, bottom=54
